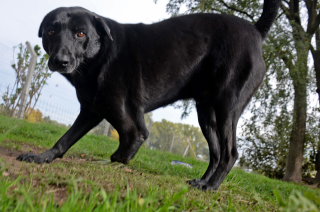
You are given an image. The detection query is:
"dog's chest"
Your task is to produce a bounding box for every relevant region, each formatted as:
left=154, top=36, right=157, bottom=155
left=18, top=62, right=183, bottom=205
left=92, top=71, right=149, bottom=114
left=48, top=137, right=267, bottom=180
left=75, top=79, right=110, bottom=112
left=73, top=79, right=98, bottom=107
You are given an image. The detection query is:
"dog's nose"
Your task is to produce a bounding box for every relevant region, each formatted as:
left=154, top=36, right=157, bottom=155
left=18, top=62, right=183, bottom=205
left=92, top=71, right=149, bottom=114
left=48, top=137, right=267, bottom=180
left=54, top=55, right=70, bottom=68
left=62, top=61, right=69, bottom=67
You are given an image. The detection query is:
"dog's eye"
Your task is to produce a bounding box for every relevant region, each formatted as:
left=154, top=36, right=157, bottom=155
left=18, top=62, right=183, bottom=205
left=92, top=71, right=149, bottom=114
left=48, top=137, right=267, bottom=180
left=77, top=32, right=85, bottom=37
left=48, top=30, right=55, bottom=36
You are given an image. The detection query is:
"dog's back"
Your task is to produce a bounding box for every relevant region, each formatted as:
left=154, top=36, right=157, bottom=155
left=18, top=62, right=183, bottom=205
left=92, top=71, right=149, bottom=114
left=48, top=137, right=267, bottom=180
left=115, top=13, right=265, bottom=111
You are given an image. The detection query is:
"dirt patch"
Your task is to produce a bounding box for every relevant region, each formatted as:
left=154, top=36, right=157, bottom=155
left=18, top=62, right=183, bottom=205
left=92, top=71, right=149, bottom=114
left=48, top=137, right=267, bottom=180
left=0, top=145, right=29, bottom=158
left=0, top=146, right=31, bottom=175
left=0, top=145, right=88, bottom=204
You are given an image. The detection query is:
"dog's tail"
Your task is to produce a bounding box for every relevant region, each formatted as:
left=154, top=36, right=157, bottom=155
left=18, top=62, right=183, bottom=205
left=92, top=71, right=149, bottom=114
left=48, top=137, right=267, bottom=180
left=254, top=0, right=282, bottom=40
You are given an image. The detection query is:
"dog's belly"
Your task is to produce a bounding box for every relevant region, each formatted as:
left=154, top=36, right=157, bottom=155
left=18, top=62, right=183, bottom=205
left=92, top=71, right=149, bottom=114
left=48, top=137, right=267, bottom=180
left=144, top=91, right=184, bottom=113
left=143, top=73, right=199, bottom=113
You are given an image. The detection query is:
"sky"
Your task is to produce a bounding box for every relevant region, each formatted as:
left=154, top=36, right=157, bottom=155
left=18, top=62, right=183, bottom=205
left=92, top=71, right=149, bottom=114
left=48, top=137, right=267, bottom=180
left=0, top=0, right=200, bottom=127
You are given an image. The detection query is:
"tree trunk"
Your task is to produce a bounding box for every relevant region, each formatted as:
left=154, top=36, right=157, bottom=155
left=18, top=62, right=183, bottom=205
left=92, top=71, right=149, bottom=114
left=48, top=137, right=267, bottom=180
left=311, top=30, right=320, bottom=184
left=314, top=51, right=320, bottom=104
left=283, top=87, right=307, bottom=182
left=283, top=47, right=308, bottom=182
left=314, top=149, right=320, bottom=185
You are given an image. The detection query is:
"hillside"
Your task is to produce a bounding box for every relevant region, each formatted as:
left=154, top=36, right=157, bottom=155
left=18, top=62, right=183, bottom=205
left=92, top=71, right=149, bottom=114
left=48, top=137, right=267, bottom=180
left=0, top=115, right=319, bottom=211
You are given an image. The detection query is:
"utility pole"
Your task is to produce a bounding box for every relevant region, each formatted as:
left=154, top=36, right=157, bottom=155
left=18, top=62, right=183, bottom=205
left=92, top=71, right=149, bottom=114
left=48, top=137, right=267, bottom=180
left=17, top=42, right=37, bottom=119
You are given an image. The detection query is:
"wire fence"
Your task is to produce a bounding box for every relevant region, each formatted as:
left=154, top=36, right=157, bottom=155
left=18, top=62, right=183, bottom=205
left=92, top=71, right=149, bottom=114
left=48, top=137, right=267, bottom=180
left=0, top=43, right=79, bottom=127
left=0, top=42, right=109, bottom=135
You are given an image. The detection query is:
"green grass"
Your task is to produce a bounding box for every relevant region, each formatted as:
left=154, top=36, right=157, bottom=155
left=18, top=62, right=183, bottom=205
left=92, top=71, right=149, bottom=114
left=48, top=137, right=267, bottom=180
left=0, top=114, right=320, bottom=211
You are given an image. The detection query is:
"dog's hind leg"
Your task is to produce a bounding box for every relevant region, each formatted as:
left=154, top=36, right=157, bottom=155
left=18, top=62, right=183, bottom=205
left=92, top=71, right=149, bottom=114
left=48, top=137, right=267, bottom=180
left=199, top=111, right=239, bottom=191
left=187, top=102, right=220, bottom=188
left=197, top=62, right=265, bottom=191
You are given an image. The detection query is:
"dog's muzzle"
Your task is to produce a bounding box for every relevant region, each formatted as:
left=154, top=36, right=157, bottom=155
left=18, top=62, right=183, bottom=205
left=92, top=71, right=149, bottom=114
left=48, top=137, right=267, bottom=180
left=48, top=54, right=76, bottom=74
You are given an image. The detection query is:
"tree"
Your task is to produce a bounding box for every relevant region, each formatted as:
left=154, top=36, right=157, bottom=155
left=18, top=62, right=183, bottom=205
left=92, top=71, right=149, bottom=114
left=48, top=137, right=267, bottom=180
left=277, top=0, right=311, bottom=182
left=1, top=43, right=51, bottom=117
left=159, top=0, right=320, bottom=182
left=26, top=108, right=44, bottom=123
left=148, top=119, right=209, bottom=160
left=43, top=116, right=68, bottom=128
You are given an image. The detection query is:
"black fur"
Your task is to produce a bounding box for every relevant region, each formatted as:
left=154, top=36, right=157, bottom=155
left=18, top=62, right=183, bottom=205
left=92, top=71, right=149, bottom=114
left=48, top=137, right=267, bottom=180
left=17, top=0, right=281, bottom=190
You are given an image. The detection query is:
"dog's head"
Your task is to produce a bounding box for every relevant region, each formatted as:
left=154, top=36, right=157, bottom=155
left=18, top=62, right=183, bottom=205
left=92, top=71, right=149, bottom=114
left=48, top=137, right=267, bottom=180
left=38, top=7, right=113, bottom=74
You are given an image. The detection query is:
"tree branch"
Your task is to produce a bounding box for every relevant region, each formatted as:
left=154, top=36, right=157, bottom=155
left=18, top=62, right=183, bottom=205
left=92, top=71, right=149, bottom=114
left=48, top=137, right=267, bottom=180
left=310, top=41, right=315, bottom=53
left=276, top=11, right=285, bottom=21
left=281, top=3, right=292, bottom=21
left=279, top=51, right=294, bottom=70
left=218, top=0, right=255, bottom=22
left=307, top=13, right=320, bottom=36
left=281, top=2, right=307, bottom=39
left=283, top=0, right=290, bottom=6
left=293, top=0, right=301, bottom=25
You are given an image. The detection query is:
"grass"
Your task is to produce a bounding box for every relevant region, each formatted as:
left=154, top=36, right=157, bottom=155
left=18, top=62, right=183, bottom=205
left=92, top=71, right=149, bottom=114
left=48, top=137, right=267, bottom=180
left=0, top=114, right=320, bottom=211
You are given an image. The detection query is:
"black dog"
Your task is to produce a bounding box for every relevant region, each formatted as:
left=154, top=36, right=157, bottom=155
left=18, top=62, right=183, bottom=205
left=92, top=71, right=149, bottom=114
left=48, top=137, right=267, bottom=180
left=17, top=0, right=281, bottom=190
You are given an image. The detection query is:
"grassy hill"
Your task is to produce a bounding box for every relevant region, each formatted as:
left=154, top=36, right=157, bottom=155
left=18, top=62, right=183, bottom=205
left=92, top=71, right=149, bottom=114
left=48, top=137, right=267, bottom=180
left=0, top=115, right=320, bottom=211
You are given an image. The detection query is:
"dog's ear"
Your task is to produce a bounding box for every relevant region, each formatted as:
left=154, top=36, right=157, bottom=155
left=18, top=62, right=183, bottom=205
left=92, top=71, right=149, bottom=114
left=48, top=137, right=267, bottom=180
left=95, top=16, right=113, bottom=41
left=38, top=21, right=43, bottom=38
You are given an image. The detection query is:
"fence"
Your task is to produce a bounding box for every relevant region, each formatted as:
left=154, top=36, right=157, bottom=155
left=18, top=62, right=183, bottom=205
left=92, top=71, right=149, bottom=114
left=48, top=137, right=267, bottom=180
left=0, top=42, right=111, bottom=135
left=0, top=43, right=76, bottom=126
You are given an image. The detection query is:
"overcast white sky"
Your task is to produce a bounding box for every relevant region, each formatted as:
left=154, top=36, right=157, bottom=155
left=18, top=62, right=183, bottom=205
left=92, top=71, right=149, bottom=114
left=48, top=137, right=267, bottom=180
left=0, top=0, right=200, bottom=127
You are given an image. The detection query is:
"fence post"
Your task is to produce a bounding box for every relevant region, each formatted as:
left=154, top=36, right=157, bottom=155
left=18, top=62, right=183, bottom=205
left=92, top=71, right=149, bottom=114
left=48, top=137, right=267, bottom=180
left=145, top=113, right=152, bottom=147
left=17, top=41, right=37, bottom=119
left=169, top=128, right=175, bottom=152
left=104, top=120, right=110, bottom=136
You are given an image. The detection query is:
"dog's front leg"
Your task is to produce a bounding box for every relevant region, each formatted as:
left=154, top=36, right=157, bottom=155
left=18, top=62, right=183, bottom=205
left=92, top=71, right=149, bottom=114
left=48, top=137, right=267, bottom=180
left=110, top=109, right=149, bottom=164
left=17, top=108, right=102, bottom=164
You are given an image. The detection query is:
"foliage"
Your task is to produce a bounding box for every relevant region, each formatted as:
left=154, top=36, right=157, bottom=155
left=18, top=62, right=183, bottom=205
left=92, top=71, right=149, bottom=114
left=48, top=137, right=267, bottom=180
left=110, top=129, right=119, bottom=140
left=43, top=116, right=68, bottom=128
left=171, top=99, right=195, bottom=119
left=148, top=119, right=209, bottom=160
left=274, top=189, right=320, bottom=212
left=1, top=43, right=50, bottom=117
left=25, top=108, right=43, bottom=123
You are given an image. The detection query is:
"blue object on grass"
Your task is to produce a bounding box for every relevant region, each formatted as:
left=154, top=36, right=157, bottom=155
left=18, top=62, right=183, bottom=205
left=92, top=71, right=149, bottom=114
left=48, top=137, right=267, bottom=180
left=171, top=160, right=193, bottom=168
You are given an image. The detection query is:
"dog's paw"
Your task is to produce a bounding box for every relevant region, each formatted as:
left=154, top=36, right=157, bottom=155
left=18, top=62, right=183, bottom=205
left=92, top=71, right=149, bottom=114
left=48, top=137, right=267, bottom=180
left=192, top=182, right=218, bottom=191
left=187, top=179, right=201, bottom=185
left=187, top=179, right=218, bottom=191
left=16, top=153, right=52, bottom=164
left=110, top=153, right=129, bottom=164
left=199, top=184, right=219, bottom=191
